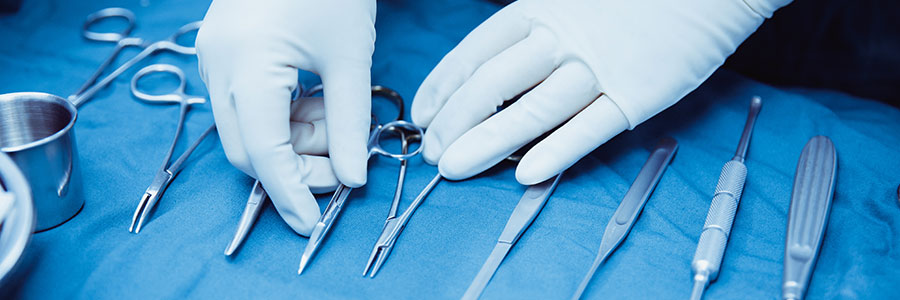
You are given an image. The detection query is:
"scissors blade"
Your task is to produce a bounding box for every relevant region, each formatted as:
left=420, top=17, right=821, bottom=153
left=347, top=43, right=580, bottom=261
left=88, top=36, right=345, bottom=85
left=298, top=184, right=353, bottom=275
left=462, top=174, right=563, bottom=300
left=572, top=138, right=678, bottom=299
left=225, top=180, right=267, bottom=256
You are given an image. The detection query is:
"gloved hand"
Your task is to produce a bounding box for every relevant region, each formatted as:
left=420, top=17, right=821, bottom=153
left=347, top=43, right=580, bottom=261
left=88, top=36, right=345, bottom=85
left=195, top=0, right=376, bottom=236
left=412, top=0, right=790, bottom=184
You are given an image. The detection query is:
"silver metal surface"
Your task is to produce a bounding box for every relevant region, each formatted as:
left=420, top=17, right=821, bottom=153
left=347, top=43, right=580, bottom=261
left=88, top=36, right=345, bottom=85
left=226, top=84, right=408, bottom=257
left=0, top=92, right=83, bottom=231
left=77, top=7, right=145, bottom=96
left=572, top=138, right=678, bottom=299
left=68, top=20, right=202, bottom=107
left=462, top=173, right=563, bottom=299
left=690, top=97, right=762, bottom=300
left=224, top=180, right=266, bottom=256
left=362, top=172, right=442, bottom=277
left=782, top=136, right=836, bottom=300
left=128, top=64, right=214, bottom=233
left=0, top=152, right=36, bottom=287
left=297, top=120, right=425, bottom=275
left=0, top=8, right=203, bottom=232
left=362, top=134, right=430, bottom=278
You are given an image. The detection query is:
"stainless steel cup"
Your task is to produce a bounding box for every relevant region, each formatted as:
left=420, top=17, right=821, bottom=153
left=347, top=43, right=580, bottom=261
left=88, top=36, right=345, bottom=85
left=0, top=92, right=83, bottom=231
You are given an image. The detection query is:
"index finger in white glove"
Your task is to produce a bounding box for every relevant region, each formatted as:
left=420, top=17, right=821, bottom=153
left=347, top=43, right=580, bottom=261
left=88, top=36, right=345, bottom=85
left=437, top=62, right=600, bottom=180
left=417, top=29, right=558, bottom=165
left=411, top=6, right=530, bottom=128
left=517, top=95, right=628, bottom=185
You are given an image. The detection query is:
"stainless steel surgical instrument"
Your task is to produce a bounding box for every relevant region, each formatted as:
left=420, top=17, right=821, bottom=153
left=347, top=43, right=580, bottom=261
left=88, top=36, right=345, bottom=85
left=362, top=131, right=427, bottom=278
left=224, top=180, right=267, bottom=256
left=77, top=8, right=141, bottom=95
left=461, top=173, right=563, bottom=298
left=69, top=9, right=201, bottom=107
left=360, top=172, right=442, bottom=277
left=297, top=120, right=425, bottom=274
left=782, top=136, right=836, bottom=300
left=689, top=96, right=762, bottom=300
left=572, top=137, right=678, bottom=299
left=224, top=84, right=406, bottom=256
left=128, top=64, right=216, bottom=233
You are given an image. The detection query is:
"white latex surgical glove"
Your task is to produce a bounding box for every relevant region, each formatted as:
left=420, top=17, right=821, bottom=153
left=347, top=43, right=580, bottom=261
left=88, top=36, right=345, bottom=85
left=412, top=0, right=790, bottom=184
left=195, top=0, right=376, bottom=236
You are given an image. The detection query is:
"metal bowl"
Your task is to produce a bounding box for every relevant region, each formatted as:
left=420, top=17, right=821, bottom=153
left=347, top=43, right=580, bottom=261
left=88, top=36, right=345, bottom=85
left=0, top=151, right=35, bottom=288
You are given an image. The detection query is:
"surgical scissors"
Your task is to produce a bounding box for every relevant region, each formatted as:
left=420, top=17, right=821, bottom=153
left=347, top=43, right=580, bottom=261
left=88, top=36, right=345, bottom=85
left=128, top=64, right=216, bottom=233
left=224, top=84, right=406, bottom=256
left=69, top=8, right=201, bottom=107
left=297, top=120, right=424, bottom=274
left=362, top=130, right=423, bottom=277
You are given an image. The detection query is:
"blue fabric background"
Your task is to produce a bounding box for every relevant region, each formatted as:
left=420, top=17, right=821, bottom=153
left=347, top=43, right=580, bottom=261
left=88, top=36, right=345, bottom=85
left=1, top=0, right=899, bottom=299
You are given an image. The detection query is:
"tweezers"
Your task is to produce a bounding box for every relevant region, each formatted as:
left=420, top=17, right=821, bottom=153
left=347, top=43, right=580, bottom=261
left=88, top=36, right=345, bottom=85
left=572, top=137, right=678, bottom=299
left=461, top=173, right=563, bottom=299
left=782, top=136, right=837, bottom=300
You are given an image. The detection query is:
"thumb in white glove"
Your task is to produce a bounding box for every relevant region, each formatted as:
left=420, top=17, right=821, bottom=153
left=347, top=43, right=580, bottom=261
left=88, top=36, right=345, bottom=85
left=412, top=0, right=790, bottom=185
left=196, top=0, right=376, bottom=236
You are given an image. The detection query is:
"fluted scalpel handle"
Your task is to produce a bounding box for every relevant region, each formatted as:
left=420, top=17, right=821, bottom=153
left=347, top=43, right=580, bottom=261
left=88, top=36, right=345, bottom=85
left=783, top=136, right=837, bottom=300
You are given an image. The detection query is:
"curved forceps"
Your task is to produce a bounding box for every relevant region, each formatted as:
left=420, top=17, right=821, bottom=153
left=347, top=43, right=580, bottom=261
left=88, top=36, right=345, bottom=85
left=224, top=85, right=407, bottom=256
left=70, top=8, right=201, bottom=107
left=297, top=119, right=424, bottom=274
left=128, top=64, right=215, bottom=233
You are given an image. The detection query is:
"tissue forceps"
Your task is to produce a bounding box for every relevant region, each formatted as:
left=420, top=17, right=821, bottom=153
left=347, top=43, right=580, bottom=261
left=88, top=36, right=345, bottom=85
left=128, top=64, right=216, bottom=233
left=297, top=120, right=425, bottom=274
left=70, top=8, right=201, bottom=107
left=361, top=130, right=425, bottom=277
left=224, top=85, right=406, bottom=256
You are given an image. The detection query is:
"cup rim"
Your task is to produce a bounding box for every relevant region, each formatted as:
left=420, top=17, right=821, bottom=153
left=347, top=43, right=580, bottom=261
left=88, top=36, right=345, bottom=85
left=0, top=92, right=78, bottom=153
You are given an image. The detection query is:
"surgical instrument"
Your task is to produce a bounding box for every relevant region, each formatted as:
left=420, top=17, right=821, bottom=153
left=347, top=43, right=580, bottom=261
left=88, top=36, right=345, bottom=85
left=77, top=8, right=142, bottom=95
left=461, top=173, right=563, bottom=298
left=224, top=180, right=267, bottom=256
left=224, top=84, right=406, bottom=256
left=362, top=131, right=426, bottom=278
left=69, top=10, right=201, bottom=107
left=689, top=96, right=762, bottom=300
left=572, top=137, right=678, bottom=299
left=361, top=172, right=442, bottom=277
left=782, top=136, right=836, bottom=300
left=297, top=120, right=425, bottom=274
left=128, top=64, right=216, bottom=233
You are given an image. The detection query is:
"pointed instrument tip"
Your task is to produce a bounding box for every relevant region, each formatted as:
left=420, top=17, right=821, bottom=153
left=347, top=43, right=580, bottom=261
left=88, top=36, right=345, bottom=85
left=297, top=255, right=310, bottom=275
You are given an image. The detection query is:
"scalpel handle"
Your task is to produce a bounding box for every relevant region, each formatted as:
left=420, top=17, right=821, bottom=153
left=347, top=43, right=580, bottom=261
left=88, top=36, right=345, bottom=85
left=498, top=173, right=562, bottom=244
left=691, top=159, right=747, bottom=282
left=783, top=136, right=836, bottom=300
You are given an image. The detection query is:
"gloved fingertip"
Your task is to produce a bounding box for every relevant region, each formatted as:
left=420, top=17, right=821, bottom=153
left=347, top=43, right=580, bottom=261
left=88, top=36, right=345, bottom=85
left=276, top=194, right=321, bottom=237
left=437, top=155, right=470, bottom=181
left=339, top=168, right=367, bottom=188
left=422, top=144, right=442, bottom=167
left=515, top=163, right=555, bottom=186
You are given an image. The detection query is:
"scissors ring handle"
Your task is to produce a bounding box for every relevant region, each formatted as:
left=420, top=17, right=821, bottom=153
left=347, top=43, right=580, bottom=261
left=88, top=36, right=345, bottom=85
left=371, top=85, right=405, bottom=122
left=162, top=21, right=203, bottom=55
left=369, top=120, right=424, bottom=161
left=131, top=64, right=205, bottom=104
left=83, top=7, right=136, bottom=42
